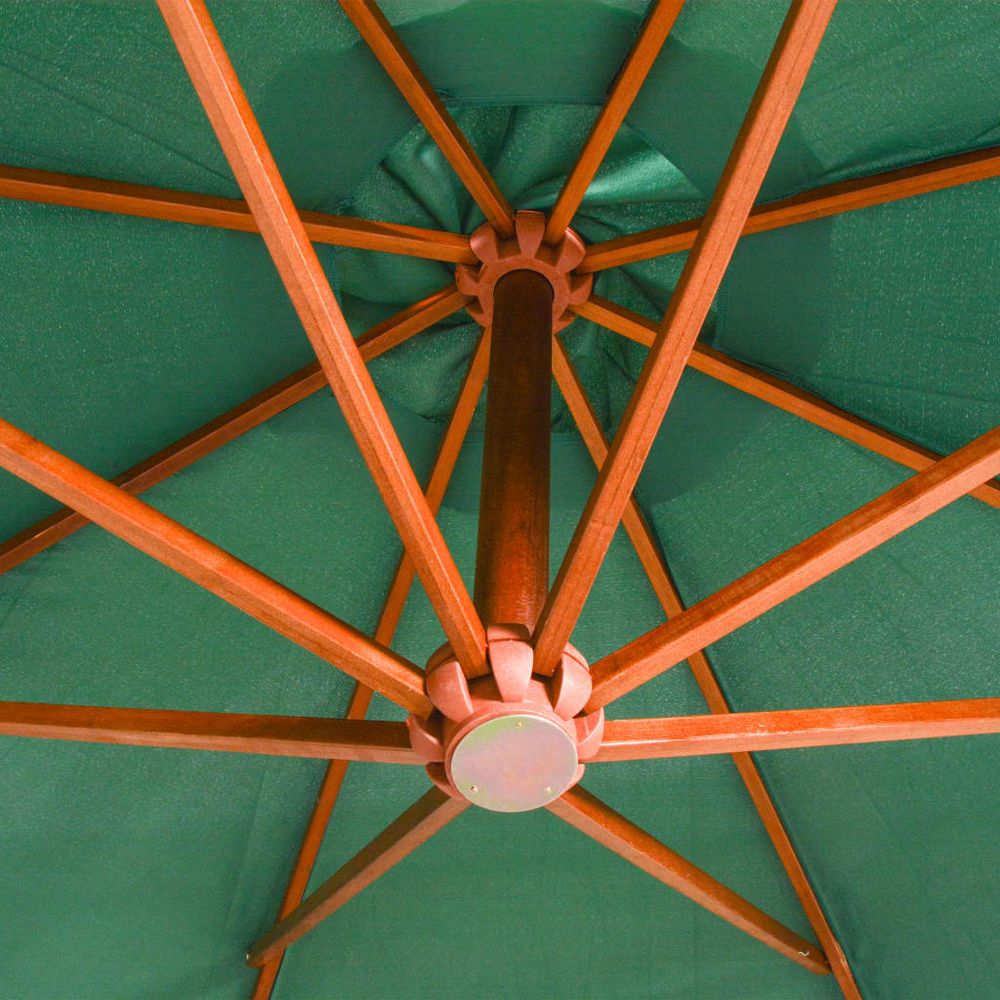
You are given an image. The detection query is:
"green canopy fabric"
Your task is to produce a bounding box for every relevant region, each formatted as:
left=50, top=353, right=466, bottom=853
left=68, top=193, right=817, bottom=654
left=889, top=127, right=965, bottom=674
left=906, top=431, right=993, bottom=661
left=0, top=2, right=997, bottom=998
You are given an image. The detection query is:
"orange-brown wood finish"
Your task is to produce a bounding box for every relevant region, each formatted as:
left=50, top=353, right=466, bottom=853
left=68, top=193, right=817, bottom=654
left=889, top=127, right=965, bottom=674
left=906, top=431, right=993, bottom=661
left=0, top=701, right=418, bottom=763
left=247, top=788, right=469, bottom=966
left=547, top=786, right=830, bottom=974
left=590, top=423, right=1000, bottom=710
left=158, top=0, right=487, bottom=675
left=338, top=0, right=514, bottom=237
left=552, top=339, right=861, bottom=998
left=533, top=0, right=838, bottom=674
left=581, top=143, right=1000, bottom=271
left=575, top=295, right=1000, bottom=511
left=594, top=699, right=1000, bottom=762
left=0, top=416, right=429, bottom=714
left=0, top=163, right=474, bottom=264
left=0, top=285, right=470, bottom=577
left=475, top=272, right=553, bottom=630
left=251, top=333, right=491, bottom=999
left=544, top=0, right=686, bottom=243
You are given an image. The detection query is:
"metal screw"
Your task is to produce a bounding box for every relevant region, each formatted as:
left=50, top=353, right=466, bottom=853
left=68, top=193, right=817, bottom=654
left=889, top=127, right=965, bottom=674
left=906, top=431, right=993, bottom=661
left=469, top=785, right=479, bottom=794
left=543, top=786, right=552, bottom=795
left=514, top=720, right=523, bottom=729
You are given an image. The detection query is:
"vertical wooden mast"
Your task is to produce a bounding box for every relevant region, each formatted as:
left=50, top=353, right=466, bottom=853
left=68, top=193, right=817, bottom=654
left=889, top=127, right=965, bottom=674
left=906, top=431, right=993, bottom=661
left=474, top=270, right=554, bottom=630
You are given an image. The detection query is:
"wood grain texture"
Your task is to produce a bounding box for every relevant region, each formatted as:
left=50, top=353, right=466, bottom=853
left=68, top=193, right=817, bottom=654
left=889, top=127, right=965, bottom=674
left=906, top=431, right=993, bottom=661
left=589, top=423, right=1000, bottom=710
left=581, top=143, right=1000, bottom=271
left=251, top=333, right=490, bottom=997
left=0, top=701, right=418, bottom=763
left=548, top=786, right=830, bottom=975
left=158, top=0, right=486, bottom=674
left=594, top=699, right=1000, bottom=761
left=533, top=0, right=838, bottom=673
left=0, top=163, right=474, bottom=263
left=0, top=416, right=429, bottom=713
left=544, top=0, right=686, bottom=242
left=339, top=0, right=513, bottom=236
left=475, top=272, right=553, bottom=630
left=553, top=339, right=861, bottom=997
left=0, top=285, right=470, bottom=577
left=247, top=788, right=468, bottom=966
left=574, top=294, right=1000, bottom=511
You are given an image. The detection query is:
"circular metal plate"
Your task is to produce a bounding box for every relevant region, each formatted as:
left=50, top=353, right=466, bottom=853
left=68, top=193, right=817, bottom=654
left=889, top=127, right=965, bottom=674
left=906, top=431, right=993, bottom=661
left=448, top=713, right=579, bottom=812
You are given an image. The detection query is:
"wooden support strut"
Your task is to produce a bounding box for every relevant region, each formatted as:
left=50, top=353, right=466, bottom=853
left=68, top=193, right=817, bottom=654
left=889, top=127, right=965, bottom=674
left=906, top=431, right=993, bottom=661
left=532, top=0, right=838, bottom=675
left=589, top=423, right=1000, bottom=710
left=548, top=786, right=830, bottom=974
left=250, top=333, right=491, bottom=999
left=158, top=0, right=487, bottom=677
left=474, top=271, right=554, bottom=630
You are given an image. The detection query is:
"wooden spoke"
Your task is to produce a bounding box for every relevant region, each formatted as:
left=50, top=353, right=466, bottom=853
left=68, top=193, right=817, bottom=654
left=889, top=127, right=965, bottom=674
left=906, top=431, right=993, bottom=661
left=252, top=332, right=490, bottom=998
left=589, top=424, right=1000, bottom=710
left=533, top=0, right=837, bottom=674
left=544, top=0, right=686, bottom=243
left=553, top=338, right=860, bottom=997
left=339, top=0, right=514, bottom=236
left=581, top=143, right=1000, bottom=271
left=246, top=788, right=468, bottom=966
left=0, top=700, right=418, bottom=763
left=575, top=294, right=1000, bottom=510
left=594, top=699, right=1000, bottom=762
left=547, top=786, right=830, bottom=975
left=0, top=417, right=429, bottom=714
left=0, top=285, right=470, bottom=577
left=159, top=0, right=487, bottom=675
left=0, top=163, right=473, bottom=264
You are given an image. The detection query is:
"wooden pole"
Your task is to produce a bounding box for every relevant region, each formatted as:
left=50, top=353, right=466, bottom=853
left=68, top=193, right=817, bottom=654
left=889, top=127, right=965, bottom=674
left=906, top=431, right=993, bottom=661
left=475, top=271, right=554, bottom=630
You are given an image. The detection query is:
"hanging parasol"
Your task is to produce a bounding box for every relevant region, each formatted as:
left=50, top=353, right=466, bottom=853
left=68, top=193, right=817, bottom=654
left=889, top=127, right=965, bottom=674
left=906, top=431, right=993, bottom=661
left=1, top=1, right=998, bottom=997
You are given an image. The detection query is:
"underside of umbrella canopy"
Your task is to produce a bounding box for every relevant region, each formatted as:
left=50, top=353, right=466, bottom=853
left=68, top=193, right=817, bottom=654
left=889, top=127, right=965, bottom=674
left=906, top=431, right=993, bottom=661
left=0, top=2, right=997, bottom=999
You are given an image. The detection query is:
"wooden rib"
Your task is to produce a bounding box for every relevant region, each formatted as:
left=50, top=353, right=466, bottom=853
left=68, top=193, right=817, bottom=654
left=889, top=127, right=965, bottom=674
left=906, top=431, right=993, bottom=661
left=575, top=294, right=1000, bottom=511
left=251, top=332, right=490, bottom=999
left=0, top=163, right=474, bottom=264
left=0, top=417, right=429, bottom=714
left=594, top=699, right=1000, bottom=762
left=159, top=0, right=487, bottom=675
left=544, top=0, right=686, bottom=243
left=533, top=0, right=837, bottom=674
left=553, top=338, right=861, bottom=997
left=548, top=786, right=830, bottom=974
left=339, top=0, right=514, bottom=237
left=0, top=700, right=418, bottom=763
left=590, top=423, right=1000, bottom=710
left=247, top=788, right=468, bottom=966
left=581, top=143, right=1000, bottom=271
left=0, top=285, right=470, bottom=577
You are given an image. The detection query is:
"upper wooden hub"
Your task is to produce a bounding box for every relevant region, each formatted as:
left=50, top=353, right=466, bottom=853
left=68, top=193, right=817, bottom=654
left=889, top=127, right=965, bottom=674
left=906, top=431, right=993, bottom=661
left=455, top=210, right=593, bottom=332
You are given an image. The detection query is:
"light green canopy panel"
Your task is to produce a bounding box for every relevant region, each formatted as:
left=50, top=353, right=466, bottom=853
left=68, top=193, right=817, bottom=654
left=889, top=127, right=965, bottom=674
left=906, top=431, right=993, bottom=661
left=0, top=2, right=997, bottom=999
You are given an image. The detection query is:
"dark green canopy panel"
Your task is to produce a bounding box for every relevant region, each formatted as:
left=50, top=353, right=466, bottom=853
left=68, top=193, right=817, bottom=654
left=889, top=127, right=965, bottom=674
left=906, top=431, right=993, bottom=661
left=1, top=1, right=998, bottom=998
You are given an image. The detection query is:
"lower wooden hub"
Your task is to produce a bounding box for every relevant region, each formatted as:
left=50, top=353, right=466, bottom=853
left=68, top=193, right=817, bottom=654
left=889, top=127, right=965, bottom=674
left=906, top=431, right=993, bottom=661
left=407, top=625, right=605, bottom=811
left=449, top=713, right=580, bottom=812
